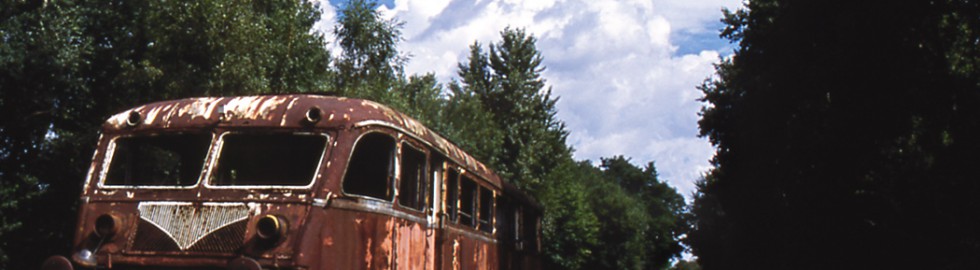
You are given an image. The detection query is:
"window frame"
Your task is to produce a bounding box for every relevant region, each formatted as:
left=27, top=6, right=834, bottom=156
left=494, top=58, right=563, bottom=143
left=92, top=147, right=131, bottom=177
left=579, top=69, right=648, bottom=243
left=396, top=140, right=429, bottom=212
left=340, top=130, right=399, bottom=202
left=203, top=131, right=329, bottom=190
left=478, top=186, right=494, bottom=233
left=458, top=174, right=478, bottom=228
left=98, top=132, right=215, bottom=189
left=445, top=167, right=460, bottom=223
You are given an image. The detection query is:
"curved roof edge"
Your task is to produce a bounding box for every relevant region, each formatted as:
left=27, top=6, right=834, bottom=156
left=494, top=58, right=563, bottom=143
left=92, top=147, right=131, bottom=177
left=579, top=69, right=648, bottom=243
left=104, top=94, right=509, bottom=189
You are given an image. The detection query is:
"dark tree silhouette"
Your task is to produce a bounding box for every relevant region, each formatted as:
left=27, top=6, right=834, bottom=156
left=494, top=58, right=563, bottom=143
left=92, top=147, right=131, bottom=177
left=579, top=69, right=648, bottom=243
left=691, top=1, right=980, bottom=269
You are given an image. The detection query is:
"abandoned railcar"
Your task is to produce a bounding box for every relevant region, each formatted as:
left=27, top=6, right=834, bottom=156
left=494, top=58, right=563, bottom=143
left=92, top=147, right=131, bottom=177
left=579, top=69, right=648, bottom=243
left=42, top=95, right=542, bottom=270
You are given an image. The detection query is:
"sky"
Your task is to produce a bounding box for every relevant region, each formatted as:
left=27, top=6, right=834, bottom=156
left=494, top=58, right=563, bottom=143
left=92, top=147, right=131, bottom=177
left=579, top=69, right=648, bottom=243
left=317, top=0, right=744, bottom=201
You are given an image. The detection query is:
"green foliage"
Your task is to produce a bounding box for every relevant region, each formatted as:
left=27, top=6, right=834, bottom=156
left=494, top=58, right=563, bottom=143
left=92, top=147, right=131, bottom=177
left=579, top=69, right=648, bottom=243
left=691, top=0, right=980, bottom=268
left=389, top=73, right=445, bottom=125
left=598, top=157, right=686, bottom=270
left=1, top=1, right=90, bottom=267
left=441, top=78, right=504, bottom=166
left=430, top=42, right=504, bottom=171
left=333, top=0, right=405, bottom=96
left=540, top=160, right=601, bottom=270
left=585, top=171, right=650, bottom=269
left=538, top=157, right=687, bottom=270
left=454, top=28, right=570, bottom=192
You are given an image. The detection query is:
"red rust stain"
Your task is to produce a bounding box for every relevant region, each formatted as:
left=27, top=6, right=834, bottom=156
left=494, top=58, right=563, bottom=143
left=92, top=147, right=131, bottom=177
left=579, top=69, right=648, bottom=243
left=453, top=239, right=461, bottom=270
left=395, top=221, right=428, bottom=269
left=364, top=237, right=373, bottom=268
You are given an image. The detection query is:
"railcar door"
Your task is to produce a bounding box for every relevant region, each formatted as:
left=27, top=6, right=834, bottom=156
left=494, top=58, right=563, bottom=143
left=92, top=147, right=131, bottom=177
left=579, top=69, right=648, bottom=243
left=437, top=167, right=461, bottom=270
left=393, top=140, right=436, bottom=269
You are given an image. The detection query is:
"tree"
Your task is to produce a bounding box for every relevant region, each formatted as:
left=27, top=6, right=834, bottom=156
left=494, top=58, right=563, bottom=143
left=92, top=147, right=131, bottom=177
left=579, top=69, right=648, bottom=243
left=585, top=170, right=650, bottom=270
left=439, top=42, right=504, bottom=170
left=450, top=28, right=689, bottom=270
left=333, top=0, right=405, bottom=97
left=690, top=0, right=980, bottom=268
left=539, top=160, right=601, bottom=270
left=1, top=1, right=89, bottom=266
left=455, top=28, right=570, bottom=192
left=597, top=157, right=686, bottom=270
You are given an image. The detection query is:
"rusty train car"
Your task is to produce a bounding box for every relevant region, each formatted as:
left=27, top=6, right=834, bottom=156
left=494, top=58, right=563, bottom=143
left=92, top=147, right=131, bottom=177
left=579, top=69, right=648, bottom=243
left=42, top=95, right=542, bottom=270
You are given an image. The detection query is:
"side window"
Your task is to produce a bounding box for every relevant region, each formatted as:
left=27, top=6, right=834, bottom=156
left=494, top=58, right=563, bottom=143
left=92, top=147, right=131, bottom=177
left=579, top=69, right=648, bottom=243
left=398, top=143, right=427, bottom=211
left=514, top=206, right=525, bottom=250
left=495, top=197, right=510, bottom=240
left=343, top=133, right=396, bottom=200
left=478, top=187, right=493, bottom=233
left=459, top=176, right=476, bottom=227
left=525, top=211, right=540, bottom=253
left=446, top=169, right=459, bottom=222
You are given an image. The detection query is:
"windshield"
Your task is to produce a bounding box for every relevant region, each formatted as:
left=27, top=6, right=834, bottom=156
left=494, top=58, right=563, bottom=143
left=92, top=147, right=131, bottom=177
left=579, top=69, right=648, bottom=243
left=210, top=133, right=327, bottom=187
left=104, top=133, right=211, bottom=187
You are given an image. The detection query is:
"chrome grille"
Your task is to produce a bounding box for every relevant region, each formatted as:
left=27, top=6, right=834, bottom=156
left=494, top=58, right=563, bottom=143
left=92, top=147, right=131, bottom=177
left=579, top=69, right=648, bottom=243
left=130, top=202, right=250, bottom=253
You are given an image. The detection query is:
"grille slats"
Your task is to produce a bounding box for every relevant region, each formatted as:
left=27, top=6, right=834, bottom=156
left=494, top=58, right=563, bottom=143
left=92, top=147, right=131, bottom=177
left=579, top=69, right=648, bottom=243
left=130, top=202, right=249, bottom=253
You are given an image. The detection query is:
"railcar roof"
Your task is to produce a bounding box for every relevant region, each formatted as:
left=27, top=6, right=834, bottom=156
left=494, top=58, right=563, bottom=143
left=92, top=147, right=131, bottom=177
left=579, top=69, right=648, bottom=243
left=103, top=94, right=504, bottom=188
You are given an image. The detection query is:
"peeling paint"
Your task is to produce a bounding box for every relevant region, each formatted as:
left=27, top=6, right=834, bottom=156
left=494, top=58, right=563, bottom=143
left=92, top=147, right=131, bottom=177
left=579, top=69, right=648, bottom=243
left=64, top=95, right=542, bottom=269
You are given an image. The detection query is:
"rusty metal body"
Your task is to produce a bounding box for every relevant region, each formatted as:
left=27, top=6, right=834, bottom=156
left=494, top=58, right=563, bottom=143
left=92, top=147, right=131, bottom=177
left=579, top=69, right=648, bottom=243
left=44, top=95, right=541, bottom=270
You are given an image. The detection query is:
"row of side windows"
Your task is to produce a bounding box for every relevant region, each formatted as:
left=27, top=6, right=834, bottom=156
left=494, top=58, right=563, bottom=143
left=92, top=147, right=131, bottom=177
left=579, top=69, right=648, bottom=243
left=342, top=131, right=496, bottom=233
left=446, top=169, right=494, bottom=233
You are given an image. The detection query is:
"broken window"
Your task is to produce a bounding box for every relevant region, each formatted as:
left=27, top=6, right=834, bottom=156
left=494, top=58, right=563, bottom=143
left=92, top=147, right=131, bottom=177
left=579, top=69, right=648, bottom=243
left=398, top=144, right=427, bottom=211
left=495, top=197, right=509, bottom=239
left=105, top=133, right=210, bottom=187
left=459, top=176, right=476, bottom=227
left=479, top=187, right=493, bottom=233
left=446, top=169, right=459, bottom=223
left=526, top=211, right=541, bottom=253
left=343, top=133, right=396, bottom=200
left=211, top=133, right=326, bottom=186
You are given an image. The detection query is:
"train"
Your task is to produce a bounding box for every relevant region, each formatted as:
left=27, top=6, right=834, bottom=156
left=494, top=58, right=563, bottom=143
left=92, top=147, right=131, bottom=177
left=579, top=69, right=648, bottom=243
left=41, top=95, right=542, bottom=270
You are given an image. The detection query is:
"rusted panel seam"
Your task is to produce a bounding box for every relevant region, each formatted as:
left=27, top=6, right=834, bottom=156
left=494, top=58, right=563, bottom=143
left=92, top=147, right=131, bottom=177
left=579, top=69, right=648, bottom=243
left=442, top=226, right=497, bottom=244
left=330, top=199, right=428, bottom=225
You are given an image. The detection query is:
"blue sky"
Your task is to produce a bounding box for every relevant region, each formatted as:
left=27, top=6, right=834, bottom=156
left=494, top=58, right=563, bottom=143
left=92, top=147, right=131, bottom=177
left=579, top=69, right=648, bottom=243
left=318, top=0, right=744, bottom=200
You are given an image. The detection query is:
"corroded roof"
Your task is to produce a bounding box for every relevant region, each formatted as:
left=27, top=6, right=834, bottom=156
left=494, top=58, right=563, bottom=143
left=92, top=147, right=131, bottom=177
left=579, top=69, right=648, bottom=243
left=104, top=94, right=502, bottom=188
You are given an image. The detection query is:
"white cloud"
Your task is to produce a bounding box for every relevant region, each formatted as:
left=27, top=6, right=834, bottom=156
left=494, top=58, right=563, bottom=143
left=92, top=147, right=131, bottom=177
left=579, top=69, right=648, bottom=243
left=319, top=0, right=744, bottom=200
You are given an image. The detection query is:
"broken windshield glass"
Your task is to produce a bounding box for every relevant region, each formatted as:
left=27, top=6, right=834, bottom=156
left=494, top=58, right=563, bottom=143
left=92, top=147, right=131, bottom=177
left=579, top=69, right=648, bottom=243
left=210, top=133, right=327, bottom=187
left=104, top=133, right=211, bottom=187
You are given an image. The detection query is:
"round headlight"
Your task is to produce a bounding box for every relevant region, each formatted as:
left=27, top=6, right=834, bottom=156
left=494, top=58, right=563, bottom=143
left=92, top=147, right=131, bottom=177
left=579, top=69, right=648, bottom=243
left=256, top=215, right=287, bottom=241
left=94, top=213, right=121, bottom=238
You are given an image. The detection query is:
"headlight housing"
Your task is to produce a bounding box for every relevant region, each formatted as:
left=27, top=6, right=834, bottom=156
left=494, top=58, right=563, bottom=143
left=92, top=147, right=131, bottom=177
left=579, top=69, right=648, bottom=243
left=255, top=214, right=287, bottom=243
